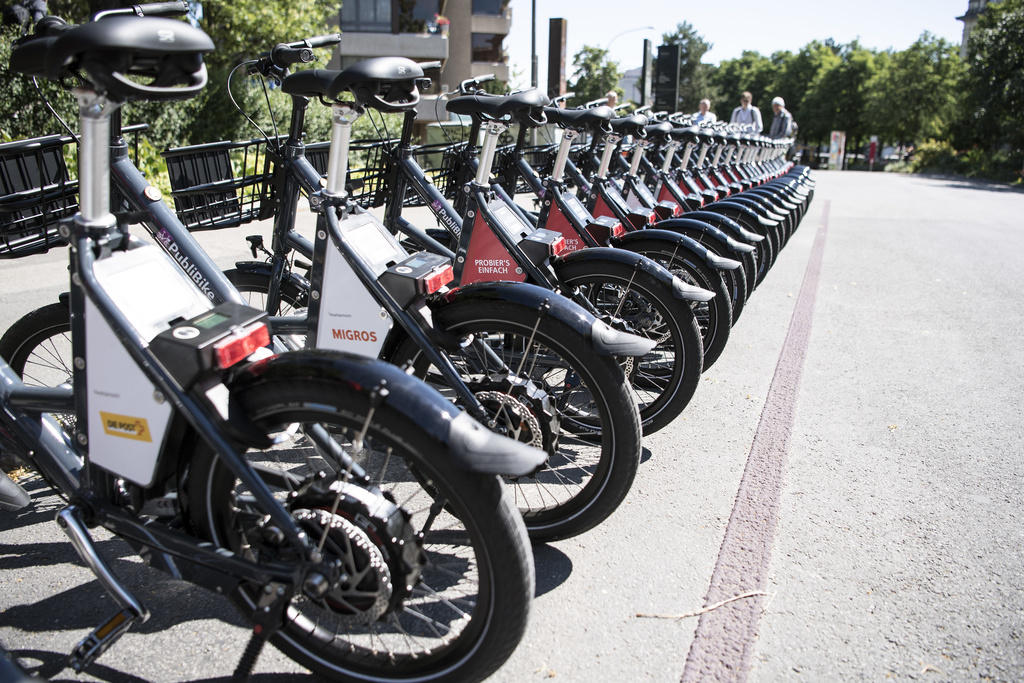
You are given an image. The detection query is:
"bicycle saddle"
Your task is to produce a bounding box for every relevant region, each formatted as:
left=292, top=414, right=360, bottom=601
left=281, top=68, right=339, bottom=98
left=328, top=57, right=425, bottom=111
left=644, top=121, right=673, bottom=141
left=669, top=126, right=702, bottom=144
left=446, top=89, right=550, bottom=120
left=542, top=106, right=613, bottom=133
left=10, top=16, right=212, bottom=101
left=609, top=114, right=649, bottom=138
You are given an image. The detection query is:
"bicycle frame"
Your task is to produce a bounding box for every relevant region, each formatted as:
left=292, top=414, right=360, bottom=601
left=232, top=96, right=509, bottom=423
left=1, top=91, right=337, bottom=581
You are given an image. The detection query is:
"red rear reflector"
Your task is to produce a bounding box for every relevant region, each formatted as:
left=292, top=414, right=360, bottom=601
left=672, top=203, right=682, bottom=216
left=550, top=236, right=567, bottom=256
left=422, top=264, right=454, bottom=294
left=612, top=222, right=625, bottom=237
left=215, top=322, right=270, bottom=369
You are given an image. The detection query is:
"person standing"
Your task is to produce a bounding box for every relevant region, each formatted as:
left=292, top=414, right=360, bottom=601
left=768, top=96, right=794, bottom=139
left=693, top=98, right=717, bottom=124
left=729, top=91, right=763, bottom=133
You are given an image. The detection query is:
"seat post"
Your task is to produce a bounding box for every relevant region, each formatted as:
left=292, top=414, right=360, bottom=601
left=629, top=142, right=646, bottom=177
left=473, top=120, right=506, bottom=187
left=661, top=140, right=680, bottom=174
left=75, top=88, right=119, bottom=229
left=551, top=128, right=577, bottom=183
left=595, top=133, right=621, bottom=180
left=325, top=104, right=361, bottom=197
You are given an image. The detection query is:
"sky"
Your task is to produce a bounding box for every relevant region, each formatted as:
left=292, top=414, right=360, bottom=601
left=505, top=0, right=968, bottom=89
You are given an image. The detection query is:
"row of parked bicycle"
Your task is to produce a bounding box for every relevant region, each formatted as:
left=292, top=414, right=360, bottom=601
left=0, top=5, right=813, bottom=682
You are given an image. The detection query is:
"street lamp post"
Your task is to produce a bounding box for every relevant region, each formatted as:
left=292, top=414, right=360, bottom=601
left=605, top=25, right=655, bottom=52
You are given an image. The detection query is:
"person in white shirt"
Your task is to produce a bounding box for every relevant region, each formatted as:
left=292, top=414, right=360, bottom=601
left=693, top=98, right=717, bottom=123
left=730, top=91, right=763, bottom=133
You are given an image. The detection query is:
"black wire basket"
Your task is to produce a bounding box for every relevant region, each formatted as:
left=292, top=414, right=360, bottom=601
left=0, top=134, right=78, bottom=258
left=162, top=136, right=280, bottom=230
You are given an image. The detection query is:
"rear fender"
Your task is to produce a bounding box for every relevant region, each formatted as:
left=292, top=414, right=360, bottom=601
left=232, top=260, right=310, bottom=300
left=228, top=350, right=545, bottom=476
left=650, top=218, right=755, bottom=255
left=436, top=280, right=656, bottom=358
left=614, top=228, right=741, bottom=272
left=554, top=246, right=714, bottom=303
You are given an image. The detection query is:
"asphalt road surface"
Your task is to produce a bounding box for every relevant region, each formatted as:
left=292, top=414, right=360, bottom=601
left=1, top=170, right=1022, bottom=681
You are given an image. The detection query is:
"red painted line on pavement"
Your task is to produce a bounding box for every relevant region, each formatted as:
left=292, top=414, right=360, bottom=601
left=681, top=199, right=831, bottom=682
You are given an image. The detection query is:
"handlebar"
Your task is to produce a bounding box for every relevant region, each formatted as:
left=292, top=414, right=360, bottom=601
left=248, top=33, right=341, bottom=79
left=93, top=1, right=190, bottom=20
left=455, top=73, right=495, bottom=95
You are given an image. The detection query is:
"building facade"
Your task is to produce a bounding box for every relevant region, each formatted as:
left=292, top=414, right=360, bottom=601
left=957, top=0, right=994, bottom=58
left=333, top=0, right=511, bottom=122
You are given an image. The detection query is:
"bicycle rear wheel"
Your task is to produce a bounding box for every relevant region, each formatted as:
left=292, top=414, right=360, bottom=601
left=185, top=374, right=533, bottom=682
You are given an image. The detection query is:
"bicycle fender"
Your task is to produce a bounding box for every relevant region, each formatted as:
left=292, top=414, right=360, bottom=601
left=232, top=260, right=311, bottom=296
left=702, top=201, right=775, bottom=229
left=436, top=281, right=656, bottom=358
left=684, top=211, right=765, bottom=243
left=0, top=470, right=30, bottom=512
left=613, top=228, right=742, bottom=272
left=650, top=218, right=756, bottom=255
left=229, top=350, right=545, bottom=477
left=711, top=198, right=783, bottom=227
left=553, top=246, right=714, bottom=303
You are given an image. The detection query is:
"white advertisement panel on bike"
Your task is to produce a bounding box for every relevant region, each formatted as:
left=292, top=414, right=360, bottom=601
left=314, top=213, right=403, bottom=358
left=86, top=244, right=213, bottom=486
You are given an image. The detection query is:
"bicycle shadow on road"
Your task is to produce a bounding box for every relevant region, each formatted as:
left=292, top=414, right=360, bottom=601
left=531, top=543, right=572, bottom=598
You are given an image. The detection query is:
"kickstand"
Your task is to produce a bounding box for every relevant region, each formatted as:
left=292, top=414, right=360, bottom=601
left=232, top=582, right=291, bottom=682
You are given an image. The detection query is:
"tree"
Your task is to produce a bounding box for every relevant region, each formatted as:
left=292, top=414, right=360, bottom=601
left=962, top=0, right=1024, bottom=159
left=567, top=45, right=621, bottom=108
left=659, top=22, right=716, bottom=113
left=711, top=50, right=776, bottom=126
left=865, top=33, right=964, bottom=147
left=0, top=0, right=335, bottom=146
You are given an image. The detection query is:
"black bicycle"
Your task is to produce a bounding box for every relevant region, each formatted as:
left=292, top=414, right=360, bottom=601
left=1, top=9, right=540, bottom=681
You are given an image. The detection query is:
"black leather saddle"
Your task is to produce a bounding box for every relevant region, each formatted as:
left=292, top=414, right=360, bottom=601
left=11, top=16, right=212, bottom=101
left=281, top=68, right=338, bottom=98
left=644, top=121, right=673, bottom=141
left=609, top=114, right=649, bottom=138
left=326, top=57, right=425, bottom=111
left=543, top=105, right=614, bottom=132
left=446, top=89, right=550, bottom=120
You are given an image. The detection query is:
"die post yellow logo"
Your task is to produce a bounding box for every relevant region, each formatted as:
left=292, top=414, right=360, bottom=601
left=99, top=412, right=152, bottom=442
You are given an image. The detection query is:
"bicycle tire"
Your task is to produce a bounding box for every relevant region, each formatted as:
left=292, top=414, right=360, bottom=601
left=618, top=240, right=733, bottom=370
left=388, top=298, right=642, bottom=541
left=185, top=375, right=533, bottom=682
left=555, top=258, right=703, bottom=435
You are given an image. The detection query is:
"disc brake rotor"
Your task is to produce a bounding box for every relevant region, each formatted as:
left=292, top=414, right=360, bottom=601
left=293, top=507, right=393, bottom=624
left=475, top=390, right=544, bottom=450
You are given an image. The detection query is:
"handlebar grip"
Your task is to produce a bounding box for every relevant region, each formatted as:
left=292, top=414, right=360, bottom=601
left=270, top=44, right=315, bottom=68
left=295, top=33, right=341, bottom=49
left=132, top=1, right=190, bottom=17
left=417, top=61, right=441, bottom=70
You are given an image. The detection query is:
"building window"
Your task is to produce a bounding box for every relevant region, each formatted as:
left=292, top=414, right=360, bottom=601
left=340, top=0, right=392, bottom=33
left=396, top=0, right=439, bottom=32
left=471, top=33, right=504, bottom=63
left=472, top=0, right=505, bottom=15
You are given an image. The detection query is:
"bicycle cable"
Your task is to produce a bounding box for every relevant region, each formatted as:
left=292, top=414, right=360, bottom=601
left=227, top=60, right=278, bottom=151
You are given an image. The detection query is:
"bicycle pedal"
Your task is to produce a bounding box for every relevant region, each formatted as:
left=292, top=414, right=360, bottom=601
left=69, top=608, right=141, bottom=672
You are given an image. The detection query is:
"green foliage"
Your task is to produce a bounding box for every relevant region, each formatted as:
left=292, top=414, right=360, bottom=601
left=567, top=46, right=622, bottom=108
left=865, top=33, right=964, bottom=146
left=711, top=50, right=777, bottom=126
left=962, top=0, right=1024, bottom=159
left=660, top=22, right=716, bottom=112
left=908, top=139, right=1021, bottom=183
